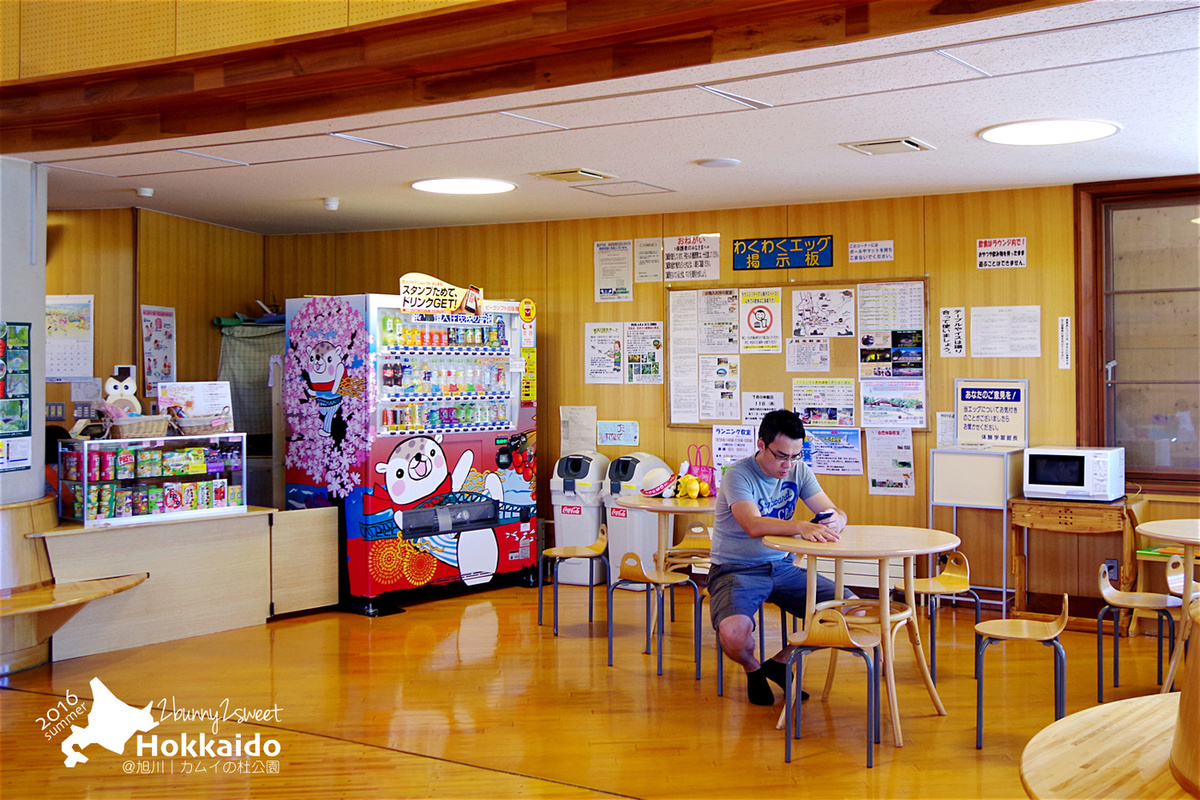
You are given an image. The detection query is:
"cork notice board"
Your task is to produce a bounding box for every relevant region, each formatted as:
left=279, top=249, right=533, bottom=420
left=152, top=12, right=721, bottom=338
left=666, top=279, right=928, bottom=431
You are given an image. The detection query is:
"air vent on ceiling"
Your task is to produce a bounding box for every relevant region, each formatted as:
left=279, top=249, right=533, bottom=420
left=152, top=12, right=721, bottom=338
left=841, top=137, right=936, bottom=156
left=531, top=168, right=617, bottom=183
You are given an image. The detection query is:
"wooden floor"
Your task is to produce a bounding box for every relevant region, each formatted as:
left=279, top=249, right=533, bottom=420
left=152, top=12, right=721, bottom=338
left=0, top=583, right=1181, bottom=799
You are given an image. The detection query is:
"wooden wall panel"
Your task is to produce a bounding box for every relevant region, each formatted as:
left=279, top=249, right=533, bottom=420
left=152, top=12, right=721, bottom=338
left=137, top=211, right=264, bottom=390
left=264, top=233, right=341, bottom=303
left=336, top=228, right=441, bottom=294
left=44, top=209, right=136, bottom=417
left=924, top=187, right=1076, bottom=448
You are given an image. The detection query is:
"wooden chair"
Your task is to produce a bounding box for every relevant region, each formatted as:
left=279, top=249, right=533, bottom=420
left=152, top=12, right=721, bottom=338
left=607, top=552, right=701, bottom=678
left=812, top=598, right=913, bottom=707
left=1166, top=554, right=1187, bottom=597
left=715, top=603, right=794, bottom=697
left=782, top=608, right=881, bottom=767
left=975, top=594, right=1069, bottom=749
left=896, top=551, right=981, bottom=684
left=1097, top=561, right=1179, bottom=701
left=538, top=523, right=609, bottom=636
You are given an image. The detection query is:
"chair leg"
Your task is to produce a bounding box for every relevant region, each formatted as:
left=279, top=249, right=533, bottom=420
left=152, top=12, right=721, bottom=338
left=780, top=606, right=788, bottom=650
left=1097, top=604, right=1112, bottom=702
left=716, top=638, right=724, bottom=696
left=976, top=637, right=998, bottom=749
left=691, top=580, right=702, bottom=680
left=1047, top=638, right=1067, bottom=720
left=607, top=580, right=618, bottom=666
left=784, top=649, right=798, bottom=763
left=656, top=585, right=666, bottom=676
left=537, top=554, right=545, bottom=626
left=873, top=644, right=882, bottom=745
left=968, top=590, right=982, bottom=679
left=552, top=560, right=562, bottom=637
left=587, top=559, right=595, bottom=623
left=643, top=585, right=653, bottom=655
left=1112, top=606, right=1121, bottom=689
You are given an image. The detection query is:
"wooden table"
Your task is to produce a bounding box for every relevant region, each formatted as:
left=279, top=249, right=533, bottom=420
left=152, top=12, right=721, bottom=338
left=1020, top=694, right=1186, bottom=799
left=764, top=524, right=960, bottom=746
left=1136, top=518, right=1199, bottom=692
left=613, top=494, right=716, bottom=630
left=613, top=495, right=717, bottom=573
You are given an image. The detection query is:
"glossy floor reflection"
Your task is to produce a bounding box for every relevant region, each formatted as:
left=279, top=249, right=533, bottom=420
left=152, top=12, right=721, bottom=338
left=0, top=585, right=1180, bottom=799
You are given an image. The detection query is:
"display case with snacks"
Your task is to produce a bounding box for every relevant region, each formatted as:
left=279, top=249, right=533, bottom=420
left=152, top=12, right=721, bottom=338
left=374, top=305, right=520, bottom=437
left=57, top=434, right=247, bottom=527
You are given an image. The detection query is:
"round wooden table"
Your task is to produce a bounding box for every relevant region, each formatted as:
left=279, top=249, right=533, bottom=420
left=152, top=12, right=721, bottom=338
left=764, top=524, right=960, bottom=746
left=1136, top=519, right=1199, bottom=692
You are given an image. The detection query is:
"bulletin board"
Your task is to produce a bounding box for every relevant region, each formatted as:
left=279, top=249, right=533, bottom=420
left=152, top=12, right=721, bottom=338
left=665, top=279, right=928, bottom=431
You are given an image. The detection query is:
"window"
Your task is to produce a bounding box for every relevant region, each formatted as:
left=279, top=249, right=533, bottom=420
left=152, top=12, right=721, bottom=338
left=1076, top=176, right=1200, bottom=492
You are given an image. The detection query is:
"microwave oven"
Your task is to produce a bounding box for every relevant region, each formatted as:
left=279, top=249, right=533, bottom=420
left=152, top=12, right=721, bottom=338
left=1022, top=446, right=1125, bottom=502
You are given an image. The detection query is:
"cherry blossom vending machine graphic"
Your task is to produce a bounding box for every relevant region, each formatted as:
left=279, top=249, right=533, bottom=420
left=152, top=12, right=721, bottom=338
left=285, top=281, right=538, bottom=616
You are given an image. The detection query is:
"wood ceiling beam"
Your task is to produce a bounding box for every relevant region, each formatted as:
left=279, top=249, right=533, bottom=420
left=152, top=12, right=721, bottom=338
left=0, top=0, right=1084, bottom=154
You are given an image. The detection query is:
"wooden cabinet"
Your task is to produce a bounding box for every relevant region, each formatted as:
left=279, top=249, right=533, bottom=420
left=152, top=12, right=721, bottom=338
left=1008, top=496, right=1134, bottom=630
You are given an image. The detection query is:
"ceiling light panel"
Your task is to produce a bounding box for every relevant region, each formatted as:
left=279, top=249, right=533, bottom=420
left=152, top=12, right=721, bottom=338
left=516, top=87, right=750, bottom=129
left=715, top=51, right=984, bottom=107
left=186, top=134, right=392, bottom=165
left=941, top=9, right=1200, bottom=76
left=344, top=112, right=561, bottom=149
left=43, top=150, right=244, bottom=178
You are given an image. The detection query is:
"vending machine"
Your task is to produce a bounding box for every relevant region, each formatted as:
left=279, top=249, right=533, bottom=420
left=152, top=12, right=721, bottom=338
left=284, top=276, right=538, bottom=615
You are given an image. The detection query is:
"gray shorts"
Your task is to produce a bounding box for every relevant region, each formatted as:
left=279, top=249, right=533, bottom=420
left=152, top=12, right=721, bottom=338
left=707, top=560, right=845, bottom=630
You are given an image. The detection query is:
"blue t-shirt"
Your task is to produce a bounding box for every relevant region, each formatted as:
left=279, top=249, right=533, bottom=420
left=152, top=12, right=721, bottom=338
left=710, top=454, right=824, bottom=566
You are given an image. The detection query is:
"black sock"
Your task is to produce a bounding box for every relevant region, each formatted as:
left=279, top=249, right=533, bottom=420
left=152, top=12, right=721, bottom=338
left=746, top=667, right=774, bottom=705
left=762, top=659, right=809, bottom=701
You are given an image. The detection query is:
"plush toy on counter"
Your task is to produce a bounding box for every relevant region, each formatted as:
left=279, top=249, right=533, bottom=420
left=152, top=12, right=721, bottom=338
left=103, top=367, right=142, bottom=415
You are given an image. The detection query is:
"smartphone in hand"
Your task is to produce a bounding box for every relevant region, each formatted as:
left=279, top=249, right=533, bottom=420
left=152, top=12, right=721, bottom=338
left=810, top=510, right=834, bottom=524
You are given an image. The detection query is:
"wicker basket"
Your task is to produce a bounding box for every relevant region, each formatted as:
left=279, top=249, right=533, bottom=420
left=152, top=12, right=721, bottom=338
left=106, top=414, right=171, bottom=439
left=169, top=406, right=233, bottom=435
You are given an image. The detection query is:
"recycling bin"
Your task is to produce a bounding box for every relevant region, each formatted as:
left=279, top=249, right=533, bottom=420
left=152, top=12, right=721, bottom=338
left=549, top=451, right=611, bottom=585
left=602, top=452, right=670, bottom=590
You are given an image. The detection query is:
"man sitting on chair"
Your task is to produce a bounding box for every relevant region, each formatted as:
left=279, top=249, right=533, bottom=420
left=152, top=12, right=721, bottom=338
left=709, top=409, right=849, bottom=705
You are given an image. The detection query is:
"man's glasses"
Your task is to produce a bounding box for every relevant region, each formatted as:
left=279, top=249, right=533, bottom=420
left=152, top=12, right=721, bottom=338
left=766, top=444, right=804, bottom=463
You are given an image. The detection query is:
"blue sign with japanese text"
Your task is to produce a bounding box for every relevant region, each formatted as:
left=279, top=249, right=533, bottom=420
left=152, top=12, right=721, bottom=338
left=733, top=236, right=833, bottom=270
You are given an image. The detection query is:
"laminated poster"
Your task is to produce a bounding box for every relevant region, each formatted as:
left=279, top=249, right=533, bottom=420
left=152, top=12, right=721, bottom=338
left=699, top=355, right=740, bottom=421
left=594, top=239, right=634, bottom=302
left=802, top=428, right=863, bottom=475
left=742, top=392, right=783, bottom=427
left=739, top=287, right=782, bottom=353
left=0, top=321, right=33, bottom=473
left=698, top=289, right=739, bottom=353
left=786, top=337, right=830, bottom=372
left=624, top=321, right=664, bottom=385
left=635, top=238, right=663, bottom=283
left=866, top=428, right=915, bottom=496
left=711, top=424, right=756, bottom=489
left=860, top=378, right=926, bottom=428
left=141, top=305, right=177, bottom=394
left=664, top=234, right=720, bottom=282
left=584, top=323, right=623, bottom=384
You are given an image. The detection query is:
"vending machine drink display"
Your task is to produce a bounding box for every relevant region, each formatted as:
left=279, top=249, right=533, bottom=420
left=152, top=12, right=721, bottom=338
left=284, top=277, right=538, bottom=615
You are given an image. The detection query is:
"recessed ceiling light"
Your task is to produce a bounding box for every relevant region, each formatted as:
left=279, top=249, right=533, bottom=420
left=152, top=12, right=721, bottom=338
left=695, top=158, right=741, bottom=168
left=411, top=178, right=516, bottom=195
left=979, top=119, right=1120, bottom=146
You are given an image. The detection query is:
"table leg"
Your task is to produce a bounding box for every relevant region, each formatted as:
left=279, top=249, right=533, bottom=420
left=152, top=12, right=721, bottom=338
left=879, top=557, right=903, bottom=747
left=1161, top=544, right=1195, bottom=692
left=904, top=555, right=946, bottom=715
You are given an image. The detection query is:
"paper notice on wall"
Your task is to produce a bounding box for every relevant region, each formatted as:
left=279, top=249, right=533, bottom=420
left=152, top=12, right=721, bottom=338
left=561, top=406, right=598, bottom=455
left=664, top=234, right=720, bottom=281
left=698, top=288, right=739, bottom=353
left=977, top=237, right=1027, bottom=269
left=857, top=281, right=924, bottom=331
left=936, top=412, right=957, bottom=448
left=584, top=323, right=624, bottom=384
left=742, top=392, right=783, bottom=427
left=848, top=240, right=895, bottom=263
left=712, top=424, right=757, bottom=489
left=669, top=291, right=700, bottom=423
left=792, top=288, right=855, bottom=337
left=595, top=239, right=634, bottom=302
left=624, top=321, right=664, bottom=384
left=940, top=307, right=966, bottom=358
left=1058, top=316, right=1071, bottom=369
left=786, top=337, right=830, bottom=372
left=598, top=420, right=639, bottom=446
left=635, top=238, right=664, bottom=283
left=739, top=287, right=782, bottom=353
left=793, top=378, right=855, bottom=427
left=802, top=428, right=863, bottom=475
left=141, top=305, right=176, bottom=394
left=866, top=427, right=915, bottom=496
left=699, top=355, right=740, bottom=420
left=970, top=305, right=1041, bottom=358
